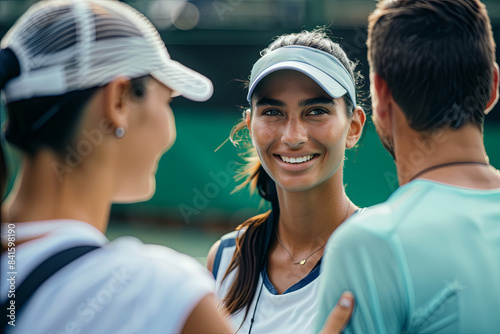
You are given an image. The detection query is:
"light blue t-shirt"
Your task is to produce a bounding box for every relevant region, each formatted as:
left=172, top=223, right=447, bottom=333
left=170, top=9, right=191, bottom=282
left=315, top=180, right=500, bottom=334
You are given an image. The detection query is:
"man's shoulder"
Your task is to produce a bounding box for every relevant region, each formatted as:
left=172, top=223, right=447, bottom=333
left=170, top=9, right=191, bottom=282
left=343, top=181, right=440, bottom=237
left=340, top=202, right=397, bottom=241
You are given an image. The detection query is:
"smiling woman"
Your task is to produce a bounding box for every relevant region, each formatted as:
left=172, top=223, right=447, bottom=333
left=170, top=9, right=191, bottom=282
left=250, top=71, right=356, bottom=193
left=206, top=29, right=366, bottom=334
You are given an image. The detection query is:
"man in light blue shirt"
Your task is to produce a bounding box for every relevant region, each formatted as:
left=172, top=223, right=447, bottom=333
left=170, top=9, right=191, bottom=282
left=316, top=0, right=500, bottom=333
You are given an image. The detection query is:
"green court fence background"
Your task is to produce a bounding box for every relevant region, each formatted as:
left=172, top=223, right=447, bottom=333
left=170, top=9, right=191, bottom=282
left=1, top=0, right=500, bottom=232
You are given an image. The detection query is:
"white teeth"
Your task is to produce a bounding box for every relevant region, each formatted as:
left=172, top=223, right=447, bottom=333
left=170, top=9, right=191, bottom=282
left=280, top=155, right=314, bottom=164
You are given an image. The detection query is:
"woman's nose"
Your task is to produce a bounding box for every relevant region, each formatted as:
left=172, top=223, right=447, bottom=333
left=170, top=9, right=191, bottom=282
left=281, top=118, right=308, bottom=148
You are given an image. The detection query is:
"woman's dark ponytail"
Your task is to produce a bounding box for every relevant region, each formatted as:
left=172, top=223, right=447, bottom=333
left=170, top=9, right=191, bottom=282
left=221, top=114, right=279, bottom=321
left=0, top=48, right=20, bottom=90
left=221, top=167, right=277, bottom=324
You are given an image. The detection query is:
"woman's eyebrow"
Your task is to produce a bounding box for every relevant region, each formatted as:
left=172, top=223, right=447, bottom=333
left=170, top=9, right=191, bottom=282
left=299, top=97, right=335, bottom=107
left=255, top=97, right=286, bottom=107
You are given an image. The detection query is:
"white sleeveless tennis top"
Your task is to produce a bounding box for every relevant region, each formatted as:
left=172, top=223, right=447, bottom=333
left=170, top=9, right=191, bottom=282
left=0, top=220, right=215, bottom=334
left=213, top=209, right=364, bottom=334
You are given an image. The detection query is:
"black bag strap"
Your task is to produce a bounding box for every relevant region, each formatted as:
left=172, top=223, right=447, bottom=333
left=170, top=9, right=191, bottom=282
left=1, top=245, right=100, bottom=330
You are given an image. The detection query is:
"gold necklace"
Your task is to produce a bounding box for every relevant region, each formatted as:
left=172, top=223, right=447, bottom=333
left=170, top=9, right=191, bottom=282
left=275, top=201, right=351, bottom=266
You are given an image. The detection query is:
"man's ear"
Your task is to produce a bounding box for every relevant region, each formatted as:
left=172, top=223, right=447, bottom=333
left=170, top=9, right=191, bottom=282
left=101, top=76, right=132, bottom=131
left=370, top=72, right=393, bottom=133
left=485, top=62, right=499, bottom=115
left=346, top=106, right=366, bottom=149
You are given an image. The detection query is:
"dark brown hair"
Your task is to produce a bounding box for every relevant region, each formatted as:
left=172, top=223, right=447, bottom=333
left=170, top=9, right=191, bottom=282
left=367, top=0, right=496, bottom=131
left=221, top=28, right=360, bottom=322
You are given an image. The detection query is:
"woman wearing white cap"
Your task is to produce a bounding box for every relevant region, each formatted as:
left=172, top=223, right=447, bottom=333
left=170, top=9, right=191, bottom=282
left=207, top=29, right=366, bottom=334
left=0, top=1, right=232, bottom=333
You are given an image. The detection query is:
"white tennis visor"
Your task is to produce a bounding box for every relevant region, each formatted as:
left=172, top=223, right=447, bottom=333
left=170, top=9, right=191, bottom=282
left=247, top=45, right=356, bottom=106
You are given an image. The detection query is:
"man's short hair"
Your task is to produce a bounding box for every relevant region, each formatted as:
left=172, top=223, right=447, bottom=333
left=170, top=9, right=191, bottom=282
left=367, top=0, right=496, bottom=131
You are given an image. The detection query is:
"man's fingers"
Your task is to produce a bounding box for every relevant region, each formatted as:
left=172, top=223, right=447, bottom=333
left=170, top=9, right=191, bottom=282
left=320, top=292, right=355, bottom=334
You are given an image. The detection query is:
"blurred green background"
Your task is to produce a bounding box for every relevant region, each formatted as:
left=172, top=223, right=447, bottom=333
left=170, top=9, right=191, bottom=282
left=2, top=0, right=500, bottom=263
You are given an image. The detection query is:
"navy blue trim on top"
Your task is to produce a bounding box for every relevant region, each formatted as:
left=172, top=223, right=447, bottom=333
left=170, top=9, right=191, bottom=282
left=262, top=259, right=322, bottom=295
left=260, top=208, right=364, bottom=295
left=213, top=237, right=236, bottom=280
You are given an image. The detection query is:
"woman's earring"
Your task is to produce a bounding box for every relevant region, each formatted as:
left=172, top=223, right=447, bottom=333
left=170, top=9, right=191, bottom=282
left=115, top=127, right=125, bottom=138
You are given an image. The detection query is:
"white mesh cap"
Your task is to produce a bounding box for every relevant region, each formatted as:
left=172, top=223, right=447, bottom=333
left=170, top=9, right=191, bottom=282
left=1, top=0, right=213, bottom=103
